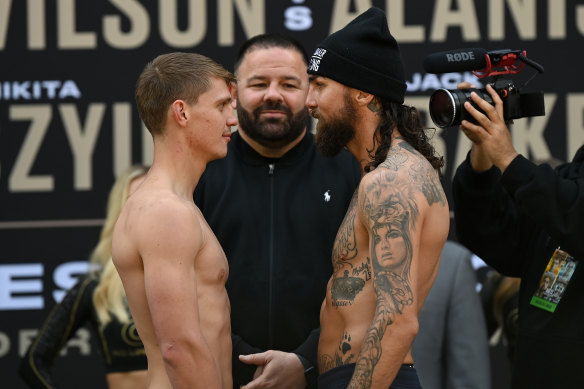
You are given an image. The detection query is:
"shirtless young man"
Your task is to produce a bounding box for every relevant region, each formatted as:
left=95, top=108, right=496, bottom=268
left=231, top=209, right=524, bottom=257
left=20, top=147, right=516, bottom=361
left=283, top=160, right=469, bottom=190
left=305, top=8, right=449, bottom=388
left=112, top=52, right=237, bottom=389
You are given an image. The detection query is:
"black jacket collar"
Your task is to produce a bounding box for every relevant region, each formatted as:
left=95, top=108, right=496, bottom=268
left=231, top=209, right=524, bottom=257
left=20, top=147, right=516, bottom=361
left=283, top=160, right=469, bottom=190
left=231, top=130, right=312, bottom=167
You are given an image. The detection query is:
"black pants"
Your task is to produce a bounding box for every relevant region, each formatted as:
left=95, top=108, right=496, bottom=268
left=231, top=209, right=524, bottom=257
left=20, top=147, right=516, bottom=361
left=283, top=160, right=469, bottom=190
left=318, top=363, right=422, bottom=389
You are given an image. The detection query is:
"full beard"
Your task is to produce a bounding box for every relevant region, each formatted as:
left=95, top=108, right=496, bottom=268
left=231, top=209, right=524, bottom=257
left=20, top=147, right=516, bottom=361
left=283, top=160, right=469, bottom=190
left=314, top=93, right=357, bottom=158
left=236, top=101, right=307, bottom=149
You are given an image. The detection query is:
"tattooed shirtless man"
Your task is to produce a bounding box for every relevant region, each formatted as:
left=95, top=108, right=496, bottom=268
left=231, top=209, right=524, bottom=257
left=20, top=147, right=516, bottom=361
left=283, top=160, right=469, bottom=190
left=305, top=8, right=449, bottom=389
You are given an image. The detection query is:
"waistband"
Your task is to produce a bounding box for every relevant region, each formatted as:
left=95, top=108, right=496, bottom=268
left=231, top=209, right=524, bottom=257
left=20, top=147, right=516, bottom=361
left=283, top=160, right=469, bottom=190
left=318, top=362, right=420, bottom=389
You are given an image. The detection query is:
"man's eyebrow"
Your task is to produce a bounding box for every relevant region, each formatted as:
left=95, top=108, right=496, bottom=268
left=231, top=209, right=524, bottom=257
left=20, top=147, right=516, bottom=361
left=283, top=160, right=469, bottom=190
left=245, top=75, right=302, bottom=83
left=281, top=75, right=302, bottom=83
left=215, top=95, right=232, bottom=105
left=308, top=75, right=319, bottom=82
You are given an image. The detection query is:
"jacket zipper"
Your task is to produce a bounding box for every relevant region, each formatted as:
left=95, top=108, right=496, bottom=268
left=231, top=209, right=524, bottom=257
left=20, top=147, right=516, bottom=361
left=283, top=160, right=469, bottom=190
left=268, top=163, right=275, bottom=347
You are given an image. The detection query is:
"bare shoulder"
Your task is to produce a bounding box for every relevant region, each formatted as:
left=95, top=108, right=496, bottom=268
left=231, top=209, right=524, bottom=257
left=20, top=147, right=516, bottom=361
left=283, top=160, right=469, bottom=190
left=357, top=139, right=447, bottom=229
left=127, top=191, right=204, bottom=254
left=372, top=138, right=447, bottom=208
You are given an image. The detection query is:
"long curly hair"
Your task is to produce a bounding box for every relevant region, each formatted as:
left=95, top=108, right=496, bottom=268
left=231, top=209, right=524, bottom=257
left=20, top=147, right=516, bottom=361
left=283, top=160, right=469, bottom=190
left=364, top=99, right=444, bottom=174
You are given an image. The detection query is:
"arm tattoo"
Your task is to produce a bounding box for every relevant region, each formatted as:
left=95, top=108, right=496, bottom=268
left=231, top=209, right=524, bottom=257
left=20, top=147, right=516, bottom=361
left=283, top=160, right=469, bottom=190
left=348, top=172, right=417, bottom=388
left=382, top=140, right=447, bottom=206
left=409, top=161, right=447, bottom=206
left=398, top=140, right=446, bottom=205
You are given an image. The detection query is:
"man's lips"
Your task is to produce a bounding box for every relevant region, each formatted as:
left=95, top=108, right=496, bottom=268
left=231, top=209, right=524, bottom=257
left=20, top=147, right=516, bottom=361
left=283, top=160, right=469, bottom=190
left=259, top=110, right=286, bottom=118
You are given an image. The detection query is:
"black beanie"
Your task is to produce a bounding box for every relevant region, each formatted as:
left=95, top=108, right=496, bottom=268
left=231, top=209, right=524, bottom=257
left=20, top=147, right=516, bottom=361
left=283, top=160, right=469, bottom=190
left=307, top=7, right=406, bottom=104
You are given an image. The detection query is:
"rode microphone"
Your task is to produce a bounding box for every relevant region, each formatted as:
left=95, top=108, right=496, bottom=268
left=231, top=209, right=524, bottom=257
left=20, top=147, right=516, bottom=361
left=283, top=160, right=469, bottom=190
left=425, top=48, right=546, bottom=127
left=424, top=48, right=544, bottom=77
left=423, top=48, right=488, bottom=74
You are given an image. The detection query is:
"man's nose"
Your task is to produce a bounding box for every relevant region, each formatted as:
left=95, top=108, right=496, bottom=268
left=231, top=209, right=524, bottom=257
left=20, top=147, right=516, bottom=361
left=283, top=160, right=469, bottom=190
left=264, top=83, right=283, bottom=103
left=305, top=88, right=316, bottom=109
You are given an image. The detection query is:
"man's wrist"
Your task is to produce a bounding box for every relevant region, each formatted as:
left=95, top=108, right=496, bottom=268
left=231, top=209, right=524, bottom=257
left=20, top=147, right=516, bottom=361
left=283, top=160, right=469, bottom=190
left=469, top=145, right=493, bottom=172
left=295, top=353, right=317, bottom=386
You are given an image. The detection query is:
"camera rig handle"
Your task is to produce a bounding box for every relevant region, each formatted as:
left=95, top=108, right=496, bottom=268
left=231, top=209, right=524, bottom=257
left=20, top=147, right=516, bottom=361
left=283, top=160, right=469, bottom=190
left=473, top=49, right=545, bottom=78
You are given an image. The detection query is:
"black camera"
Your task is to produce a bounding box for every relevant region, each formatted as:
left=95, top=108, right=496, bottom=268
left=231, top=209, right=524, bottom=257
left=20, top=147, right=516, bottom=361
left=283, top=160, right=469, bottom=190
left=424, top=48, right=545, bottom=128
left=430, top=78, right=520, bottom=128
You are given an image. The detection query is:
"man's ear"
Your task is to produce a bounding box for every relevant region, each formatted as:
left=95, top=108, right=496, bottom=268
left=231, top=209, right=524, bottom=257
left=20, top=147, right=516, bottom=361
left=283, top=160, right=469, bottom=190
left=171, top=100, right=188, bottom=126
left=355, top=90, right=374, bottom=106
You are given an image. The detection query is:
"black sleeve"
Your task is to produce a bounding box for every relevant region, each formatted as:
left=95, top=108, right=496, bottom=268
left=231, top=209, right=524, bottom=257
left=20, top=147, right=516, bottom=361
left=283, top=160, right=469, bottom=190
left=454, top=149, right=584, bottom=276
left=231, top=333, right=263, bottom=387
left=452, top=154, right=530, bottom=276
left=501, top=154, right=584, bottom=259
left=293, top=328, right=320, bottom=388
left=292, top=328, right=319, bottom=368
left=19, top=277, right=96, bottom=389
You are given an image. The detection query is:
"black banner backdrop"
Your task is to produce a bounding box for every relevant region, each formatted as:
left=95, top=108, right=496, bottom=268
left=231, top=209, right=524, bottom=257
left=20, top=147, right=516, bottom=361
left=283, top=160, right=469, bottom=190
left=1, top=1, right=583, bottom=388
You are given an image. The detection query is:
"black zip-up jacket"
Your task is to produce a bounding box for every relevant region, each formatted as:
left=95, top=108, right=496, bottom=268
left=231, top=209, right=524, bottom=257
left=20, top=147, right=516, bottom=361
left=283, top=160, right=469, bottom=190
left=194, top=131, right=361, bottom=387
left=452, top=146, right=584, bottom=389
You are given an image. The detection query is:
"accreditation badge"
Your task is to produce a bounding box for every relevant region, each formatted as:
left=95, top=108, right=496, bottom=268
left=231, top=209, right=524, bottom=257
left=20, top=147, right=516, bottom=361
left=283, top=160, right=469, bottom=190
left=530, top=248, right=577, bottom=312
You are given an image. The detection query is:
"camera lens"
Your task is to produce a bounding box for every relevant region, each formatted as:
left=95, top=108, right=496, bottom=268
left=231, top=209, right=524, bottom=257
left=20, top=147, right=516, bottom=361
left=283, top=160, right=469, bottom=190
left=429, top=89, right=457, bottom=128
left=429, top=88, right=493, bottom=128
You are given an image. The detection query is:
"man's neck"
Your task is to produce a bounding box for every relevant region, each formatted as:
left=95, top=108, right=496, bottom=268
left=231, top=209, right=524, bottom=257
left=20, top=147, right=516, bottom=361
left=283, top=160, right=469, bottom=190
left=238, top=128, right=306, bottom=159
left=348, top=125, right=401, bottom=176
left=150, top=137, right=206, bottom=199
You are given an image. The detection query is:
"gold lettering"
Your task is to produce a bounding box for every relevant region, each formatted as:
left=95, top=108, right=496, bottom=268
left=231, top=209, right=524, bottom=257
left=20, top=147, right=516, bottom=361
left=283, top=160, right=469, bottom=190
left=488, top=0, right=505, bottom=40
left=218, top=0, right=265, bottom=46
left=159, top=0, right=206, bottom=48
left=489, top=0, right=536, bottom=40
left=103, top=0, right=150, bottom=49
left=567, top=93, right=584, bottom=159
left=576, top=2, right=584, bottom=36
left=548, top=0, right=566, bottom=39
left=28, top=0, right=45, bottom=49
left=430, top=0, right=480, bottom=42
left=113, top=103, right=132, bottom=178
left=0, top=0, right=13, bottom=50
left=58, top=0, right=97, bottom=49
left=330, top=0, right=372, bottom=33
left=9, top=105, right=54, bottom=192
left=385, top=0, right=424, bottom=43
left=60, top=103, right=105, bottom=190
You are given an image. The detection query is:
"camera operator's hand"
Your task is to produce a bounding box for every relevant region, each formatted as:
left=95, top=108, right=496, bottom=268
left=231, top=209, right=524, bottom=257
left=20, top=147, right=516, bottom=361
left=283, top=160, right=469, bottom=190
left=459, top=83, right=519, bottom=173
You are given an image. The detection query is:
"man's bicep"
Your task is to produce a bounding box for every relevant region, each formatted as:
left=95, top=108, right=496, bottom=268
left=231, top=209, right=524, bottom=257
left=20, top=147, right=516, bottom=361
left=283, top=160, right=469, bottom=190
left=358, top=173, right=424, bottom=320
left=140, top=211, right=204, bottom=338
left=358, top=173, right=420, bottom=272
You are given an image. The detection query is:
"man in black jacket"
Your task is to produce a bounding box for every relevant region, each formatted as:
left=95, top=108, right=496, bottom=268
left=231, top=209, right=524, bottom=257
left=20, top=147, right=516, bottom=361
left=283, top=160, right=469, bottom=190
left=194, top=34, right=361, bottom=389
left=452, top=82, right=584, bottom=388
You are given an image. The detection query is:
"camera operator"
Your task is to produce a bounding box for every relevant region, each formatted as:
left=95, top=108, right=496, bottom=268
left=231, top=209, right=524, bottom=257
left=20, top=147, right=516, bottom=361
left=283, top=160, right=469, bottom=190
left=451, top=81, right=584, bottom=389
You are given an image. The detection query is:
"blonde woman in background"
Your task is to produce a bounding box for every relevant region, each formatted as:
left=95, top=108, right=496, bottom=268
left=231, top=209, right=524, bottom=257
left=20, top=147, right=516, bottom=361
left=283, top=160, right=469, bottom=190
left=20, top=165, right=149, bottom=389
